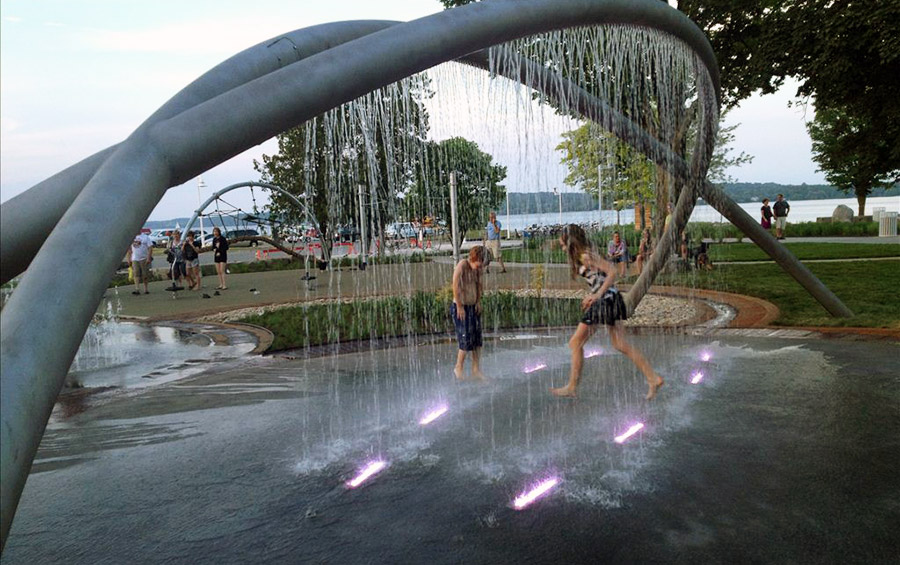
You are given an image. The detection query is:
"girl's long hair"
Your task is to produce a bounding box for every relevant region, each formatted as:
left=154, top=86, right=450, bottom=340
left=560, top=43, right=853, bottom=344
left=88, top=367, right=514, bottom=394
left=561, top=224, right=591, bottom=279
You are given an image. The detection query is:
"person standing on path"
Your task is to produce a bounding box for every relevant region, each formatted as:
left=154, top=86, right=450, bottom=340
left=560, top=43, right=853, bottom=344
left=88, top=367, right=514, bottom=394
left=773, top=194, right=790, bottom=240
left=212, top=227, right=229, bottom=290
left=760, top=198, right=774, bottom=231
left=485, top=211, right=507, bottom=274
left=551, top=224, right=663, bottom=400
left=451, top=245, right=489, bottom=381
left=182, top=231, right=202, bottom=290
left=127, top=231, right=153, bottom=295
left=167, top=230, right=186, bottom=289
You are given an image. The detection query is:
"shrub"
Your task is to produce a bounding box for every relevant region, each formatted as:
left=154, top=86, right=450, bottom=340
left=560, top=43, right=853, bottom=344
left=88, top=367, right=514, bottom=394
left=240, top=291, right=582, bottom=351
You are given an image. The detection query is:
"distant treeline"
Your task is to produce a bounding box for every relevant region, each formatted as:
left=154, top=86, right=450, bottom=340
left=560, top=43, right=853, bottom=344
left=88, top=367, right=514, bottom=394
left=718, top=182, right=898, bottom=203
left=502, top=183, right=898, bottom=214
left=147, top=182, right=898, bottom=226
left=504, top=192, right=600, bottom=215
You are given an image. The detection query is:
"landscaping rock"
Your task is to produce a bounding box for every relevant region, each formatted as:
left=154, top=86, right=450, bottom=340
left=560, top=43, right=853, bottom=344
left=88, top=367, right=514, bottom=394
left=832, top=204, right=854, bottom=222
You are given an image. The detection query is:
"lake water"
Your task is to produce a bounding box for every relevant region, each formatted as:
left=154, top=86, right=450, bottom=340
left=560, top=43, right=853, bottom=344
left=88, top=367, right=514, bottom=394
left=497, top=195, right=900, bottom=231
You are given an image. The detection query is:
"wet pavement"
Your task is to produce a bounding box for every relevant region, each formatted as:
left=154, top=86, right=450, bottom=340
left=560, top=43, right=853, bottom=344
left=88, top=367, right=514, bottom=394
left=2, top=331, right=898, bottom=563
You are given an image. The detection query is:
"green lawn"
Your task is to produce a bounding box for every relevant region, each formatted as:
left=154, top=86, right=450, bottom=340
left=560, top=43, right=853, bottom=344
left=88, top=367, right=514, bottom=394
left=708, top=242, right=900, bottom=262
left=659, top=259, right=900, bottom=328
left=502, top=241, right=900, bottom=265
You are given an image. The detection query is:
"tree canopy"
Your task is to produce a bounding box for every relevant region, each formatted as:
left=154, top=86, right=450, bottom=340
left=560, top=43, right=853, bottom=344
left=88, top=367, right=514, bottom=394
left=408, top=137, right=507, bottom=244
left=807, top=106, right=898, bottom=216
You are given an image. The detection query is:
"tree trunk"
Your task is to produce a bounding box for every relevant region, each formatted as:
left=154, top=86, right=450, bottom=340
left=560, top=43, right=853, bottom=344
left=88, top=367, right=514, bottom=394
left=856, top=189, right=868, bottom=217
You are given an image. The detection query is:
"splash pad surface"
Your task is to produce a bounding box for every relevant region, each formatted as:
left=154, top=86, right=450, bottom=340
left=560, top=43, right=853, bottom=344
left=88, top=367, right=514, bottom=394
left=3, top=331, right=897, bottom=563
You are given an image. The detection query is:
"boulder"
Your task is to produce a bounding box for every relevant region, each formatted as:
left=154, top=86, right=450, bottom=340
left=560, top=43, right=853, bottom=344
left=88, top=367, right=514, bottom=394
left=831, top=204, right=854, bottom=223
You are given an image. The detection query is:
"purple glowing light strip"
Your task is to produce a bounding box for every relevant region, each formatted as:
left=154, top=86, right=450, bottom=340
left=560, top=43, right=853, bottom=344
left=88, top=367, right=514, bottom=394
left=346, top=460, right=386, bottom=488
left=584, top=349, right=602, bottom=358
left=419, top=406, right=448, bottom=425
left=513, top=478, right=559, bottom=509
left=691, top=371, right=704, bottom=384
left=700, top=352, right=712, bottom=362
left=614, top=423, right=644, bottom=444
left=524, top=364, right=547, bottom=374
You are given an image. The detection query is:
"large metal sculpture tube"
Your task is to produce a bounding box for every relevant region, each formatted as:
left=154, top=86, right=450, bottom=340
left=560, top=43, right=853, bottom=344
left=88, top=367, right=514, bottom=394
left=8, top=30, right=850, bottom=321
left=699, top=181, right=853, bottom=317
left=1, top=1, right=721, bottom=545
left=0, top=21, right=398, bottom=284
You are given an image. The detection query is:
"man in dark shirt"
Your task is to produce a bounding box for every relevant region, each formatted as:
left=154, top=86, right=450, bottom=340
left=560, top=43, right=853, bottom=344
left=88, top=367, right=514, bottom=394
left=773, top=194, right=790, bottom=240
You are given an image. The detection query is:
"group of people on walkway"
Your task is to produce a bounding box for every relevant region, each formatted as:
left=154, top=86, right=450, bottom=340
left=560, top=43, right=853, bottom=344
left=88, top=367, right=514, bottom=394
left=451, top=219, right=664, bottom=401
left=760, top=194, right=790, bottom=240
left=126, top=227, right=231, bottom=295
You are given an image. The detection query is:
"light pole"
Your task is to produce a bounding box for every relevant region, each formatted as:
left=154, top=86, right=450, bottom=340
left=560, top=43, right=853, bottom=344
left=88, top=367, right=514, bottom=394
left=597, top=164, right=603, bottom=224
left=197, top=177, right=206, bottom=241
left=450, top=172, right=460, bottom=263
left=553, top=187, right=562, bottom=225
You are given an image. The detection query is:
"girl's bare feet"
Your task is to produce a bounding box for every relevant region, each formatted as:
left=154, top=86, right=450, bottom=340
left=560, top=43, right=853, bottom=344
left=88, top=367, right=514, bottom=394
left=645, top=375, right=664, bottom=400
left=454, top=366, right=465, bottom=380
left=550, top=386, right=577, bottom=398
left=471, top=370, right=487, bottom=381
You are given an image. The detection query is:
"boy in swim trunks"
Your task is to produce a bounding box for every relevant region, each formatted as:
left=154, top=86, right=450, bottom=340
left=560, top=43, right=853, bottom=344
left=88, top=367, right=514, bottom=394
left=451, top=245, right=489, bottom=380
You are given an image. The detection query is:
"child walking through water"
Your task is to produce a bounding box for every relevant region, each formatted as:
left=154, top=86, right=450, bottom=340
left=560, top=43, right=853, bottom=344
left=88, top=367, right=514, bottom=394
left=451, top=245, right=489, bottom=380
left=550, top=224, right=664, bottom=400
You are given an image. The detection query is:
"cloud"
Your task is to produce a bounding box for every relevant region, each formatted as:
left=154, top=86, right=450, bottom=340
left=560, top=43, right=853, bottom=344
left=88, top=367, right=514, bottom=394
left=3, top=16, right=23, bottom=23
left=43, top=21, right=65, bottom=27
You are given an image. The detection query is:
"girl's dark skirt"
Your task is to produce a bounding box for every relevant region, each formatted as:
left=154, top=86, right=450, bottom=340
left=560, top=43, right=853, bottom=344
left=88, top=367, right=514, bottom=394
left=581, top=291, right=628, bottom=326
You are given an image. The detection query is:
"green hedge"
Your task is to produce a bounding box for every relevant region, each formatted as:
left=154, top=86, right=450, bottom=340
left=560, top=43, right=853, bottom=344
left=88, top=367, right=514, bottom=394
left=238, top=291, right=582, bottom=351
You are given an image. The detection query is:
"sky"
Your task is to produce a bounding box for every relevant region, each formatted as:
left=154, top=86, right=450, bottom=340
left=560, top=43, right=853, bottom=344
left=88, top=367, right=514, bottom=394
left=1, top=0, right=827, bottom=222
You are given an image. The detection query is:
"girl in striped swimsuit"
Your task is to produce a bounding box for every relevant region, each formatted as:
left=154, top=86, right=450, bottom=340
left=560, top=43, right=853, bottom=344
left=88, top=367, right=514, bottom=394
left=550, top=224, right=664, bottom=400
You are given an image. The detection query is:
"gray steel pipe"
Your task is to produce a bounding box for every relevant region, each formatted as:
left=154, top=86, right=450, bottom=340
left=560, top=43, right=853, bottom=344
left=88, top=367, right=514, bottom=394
left=1, top=0, right=720, bottom=547
left=0, top=21, right=399, bottom=285
left=700, top=181, right=853, bottom=317
left=180, top=181, right=311, bottom=240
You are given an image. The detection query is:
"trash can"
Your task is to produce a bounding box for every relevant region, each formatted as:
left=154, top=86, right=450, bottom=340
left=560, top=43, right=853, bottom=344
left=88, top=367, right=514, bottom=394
left=873, top=207, right=885, bottom=222
left=878, top=211, right=898, bottom=237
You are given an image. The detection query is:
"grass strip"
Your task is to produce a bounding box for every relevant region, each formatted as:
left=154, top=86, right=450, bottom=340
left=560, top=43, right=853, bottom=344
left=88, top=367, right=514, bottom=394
left=659, top=259, right=900, bottom=328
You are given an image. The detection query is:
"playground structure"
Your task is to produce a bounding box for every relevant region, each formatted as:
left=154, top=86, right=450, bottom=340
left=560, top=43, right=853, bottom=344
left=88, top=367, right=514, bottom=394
left=0, top=0, right=853, bottom=550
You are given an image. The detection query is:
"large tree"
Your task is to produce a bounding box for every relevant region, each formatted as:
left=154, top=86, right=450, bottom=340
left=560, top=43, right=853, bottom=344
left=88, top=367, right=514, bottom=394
left=807, top=106, right=898, bottom=217
left=557, top=110, right=752, bottom=226
left=254, top=78, right=430, bottom=261
left=408, top=137, right=507, bottom=247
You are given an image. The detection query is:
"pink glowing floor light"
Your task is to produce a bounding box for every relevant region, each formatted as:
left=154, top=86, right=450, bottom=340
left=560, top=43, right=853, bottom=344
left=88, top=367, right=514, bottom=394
left=691, top=371, right=704, bottom=384
left=346, top=460, right=387, bottom=488
left=700, top=351, right=712, bottom=362
left=419, top=406, right=448, bottom=425
left=584, top=348, right=602, bottom=358
left=614, top=423, right=644, bottom=444
left=513, top=478, right=560, bottom=509
left=524, top=363, right=547, bottom=374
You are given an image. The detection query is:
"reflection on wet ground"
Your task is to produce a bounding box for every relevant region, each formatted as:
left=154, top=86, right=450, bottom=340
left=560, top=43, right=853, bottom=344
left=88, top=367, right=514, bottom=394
left=4, top=332, right=898, bottom=564
left=66, top=322, right=255, bottom=390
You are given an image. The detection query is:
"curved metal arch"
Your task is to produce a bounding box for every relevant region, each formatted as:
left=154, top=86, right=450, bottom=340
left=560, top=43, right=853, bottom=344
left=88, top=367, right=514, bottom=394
left=0, top=20, right=399, bottom=284
left=180, top=181, right=311, bottom=241
left=0, top=0, right=725, bottom=546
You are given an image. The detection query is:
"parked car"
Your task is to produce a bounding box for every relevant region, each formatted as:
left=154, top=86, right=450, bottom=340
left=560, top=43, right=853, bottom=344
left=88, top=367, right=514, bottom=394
left=225, top=229, right=261, bottom=247
left=386, top=222, right=416, bottom=239
left=148, top=229, right=174, bottom=247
